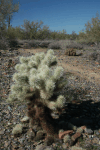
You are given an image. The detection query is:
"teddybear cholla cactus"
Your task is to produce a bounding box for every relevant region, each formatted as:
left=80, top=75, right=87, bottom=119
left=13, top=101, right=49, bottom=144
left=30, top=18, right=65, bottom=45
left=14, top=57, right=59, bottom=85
left=65, top=48, right=76, bottom=56
left=7, top=49, right=68, bottom=140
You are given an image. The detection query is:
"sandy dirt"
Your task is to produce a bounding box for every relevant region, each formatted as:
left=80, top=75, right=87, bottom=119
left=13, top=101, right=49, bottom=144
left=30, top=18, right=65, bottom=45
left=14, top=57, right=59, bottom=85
left=18, top=48, right=100, bottom=87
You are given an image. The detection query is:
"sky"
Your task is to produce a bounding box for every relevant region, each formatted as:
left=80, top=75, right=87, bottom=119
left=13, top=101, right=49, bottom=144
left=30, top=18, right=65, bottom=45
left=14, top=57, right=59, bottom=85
left=5, top=0, right=100, bottom=35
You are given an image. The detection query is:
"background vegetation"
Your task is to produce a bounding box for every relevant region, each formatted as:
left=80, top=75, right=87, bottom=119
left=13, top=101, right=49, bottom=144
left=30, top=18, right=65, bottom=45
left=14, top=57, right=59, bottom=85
left=0, top=0, right=100, bottom=49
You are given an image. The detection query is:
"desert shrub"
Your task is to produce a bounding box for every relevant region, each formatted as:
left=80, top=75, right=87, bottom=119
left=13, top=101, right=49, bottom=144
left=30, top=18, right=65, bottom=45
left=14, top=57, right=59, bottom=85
left=5, top=26, right=17, bottom=41
left=48, top=41, right=61, bottom=49
left=89, top=52, right=100, bottom=62
left=22, top=42, right=31, bottom=49
left=8, top=39, right=19, bottom=48
left=27, top=40, right=41, bottom=48
left=38, top=41, right=52, bottom=48
left=0, top=38, right=10, bottom=50
left=75, top=36, right=96, bottom=46
left=65, top=42, right=83, bottom=50
left=16, top=39, right=25, bottom=48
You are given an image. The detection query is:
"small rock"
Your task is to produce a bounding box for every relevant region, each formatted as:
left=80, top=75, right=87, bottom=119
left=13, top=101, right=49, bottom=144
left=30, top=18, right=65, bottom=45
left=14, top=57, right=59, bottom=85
left=63, top=134, right=73, bottom=146
left=12, top=123, right=23, bottom=136
left=27, top=128, right=35, bottom=140
left=92, top=137, right=100, bottom=144
left=21, top=116, right=29, bottom=123
left=84, top=128, right=94, bottom=135
left=94, top=130, right=100, bottom=135
left=59, top=130, right=74, bottom=139
left=0, top=129, right=5, bottom=135
left=71, top=132, right=82, bottom=142
left=44, top=135, right=55, bottom=146
left=8, top=106, right=12, bottom=111
left=0, top=117, right=3, bottom=122
left=76, top=127, right=84, bottom=134
left=7, top=122, right=12, bottom=126
left=19, top=136, right=26, bottom=144
left=71, top=146, right=86, bottom=150
left=35, top=144, right=46, bottom=150
left=44, top=146, right=54, bottom=150
left=89, top=135, right=93, bottom=138
left=62, top=143, right=68, bottom=149
left=4, top=141, right=11, bottom=147
left=35, top=130, right=46, bottom=141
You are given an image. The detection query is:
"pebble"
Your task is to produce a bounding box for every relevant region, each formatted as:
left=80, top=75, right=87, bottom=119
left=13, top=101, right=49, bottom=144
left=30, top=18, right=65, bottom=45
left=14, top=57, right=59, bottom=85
left=84, top=128, right=94, bottom=135
left=12, top=123, right=23, bottom=135
left=19, top=136, right=26, bottom=144
left=8, top=106, right=12, bottom=111
left=70, top=146, right=86, bottom=150
left=21, top=116, right=30, bottom=123
left=35, top=144, right=47, bottom=150
left=88, top=135, right=94, bottom=138
left=94, top=130, right=100, bottom=135
left=0, top=130, right=5, bottom=135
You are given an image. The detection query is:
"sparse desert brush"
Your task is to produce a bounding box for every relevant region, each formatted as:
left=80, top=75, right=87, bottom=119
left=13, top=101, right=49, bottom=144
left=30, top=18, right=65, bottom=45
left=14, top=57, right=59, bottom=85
left=48, top=41, right=61, bottom=49
left=88, top=52, right=100, bottom=61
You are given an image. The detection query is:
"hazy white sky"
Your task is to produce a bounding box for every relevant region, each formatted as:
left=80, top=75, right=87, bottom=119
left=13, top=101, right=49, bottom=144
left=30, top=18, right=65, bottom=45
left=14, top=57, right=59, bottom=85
left=8, top=0, right=100, bottom=35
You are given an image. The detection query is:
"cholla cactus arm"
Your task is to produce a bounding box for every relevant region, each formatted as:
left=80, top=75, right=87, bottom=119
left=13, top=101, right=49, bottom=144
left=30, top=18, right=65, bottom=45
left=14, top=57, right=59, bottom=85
left=28, top=60, right=38, bottom=69
left=47, top=95, right=66, bottom=111
left=15, top=64, right=30, bottom=73
left=53, top=76, right=68, bottom=92
left=38, top=50, right=58, bottom=69
left=53, top=66, right=64, bottom=81
left=56, top=95, right=66, bottom=108
left=19, top=56, right=30, bottom=64
left=13, top=73, right=29, bottom=85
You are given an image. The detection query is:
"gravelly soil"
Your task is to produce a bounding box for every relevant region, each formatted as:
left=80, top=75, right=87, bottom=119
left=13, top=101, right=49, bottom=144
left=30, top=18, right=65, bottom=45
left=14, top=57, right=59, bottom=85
left=0, top=47, right=100, bottom=150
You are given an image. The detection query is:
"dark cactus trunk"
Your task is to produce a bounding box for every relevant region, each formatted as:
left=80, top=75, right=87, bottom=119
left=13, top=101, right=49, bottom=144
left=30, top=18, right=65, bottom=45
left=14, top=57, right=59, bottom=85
left=27, top=95, right=59, bottom=140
